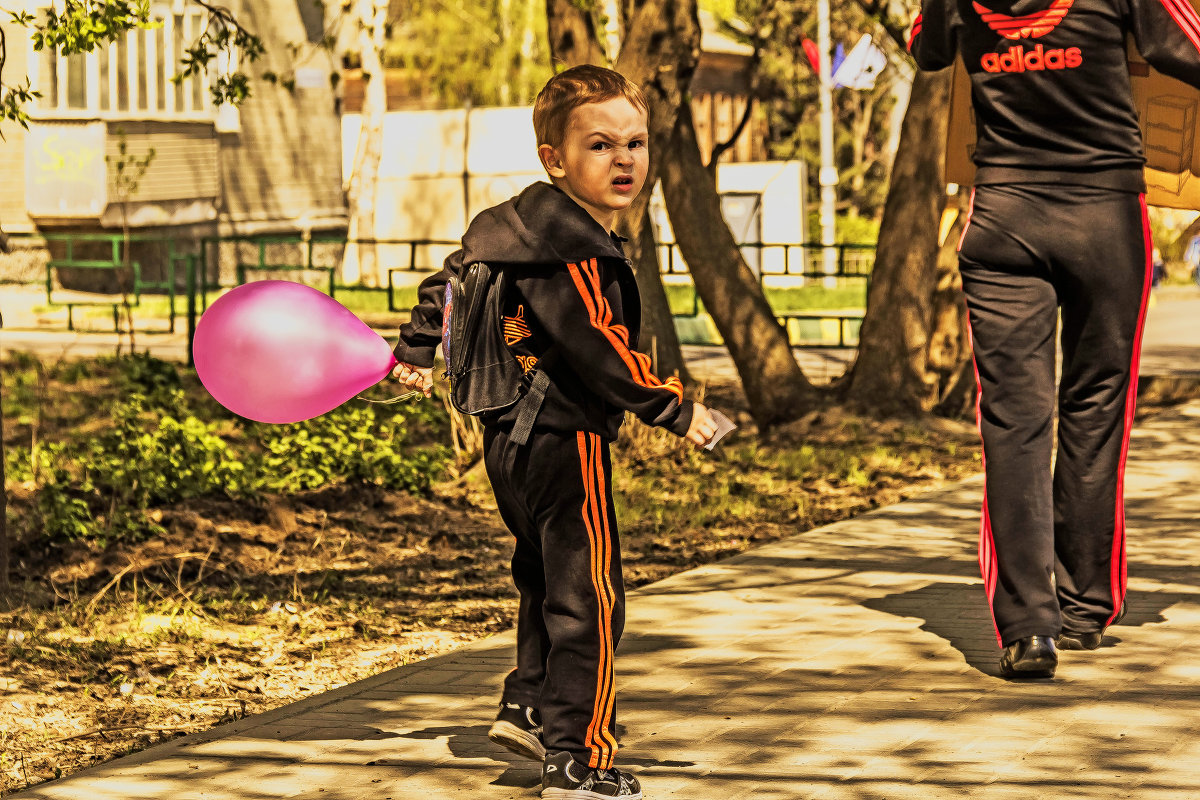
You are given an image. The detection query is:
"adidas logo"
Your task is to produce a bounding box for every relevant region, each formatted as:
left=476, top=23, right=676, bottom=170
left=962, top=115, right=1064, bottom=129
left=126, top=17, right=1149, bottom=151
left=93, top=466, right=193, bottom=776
left=981, top=44, right=1082, bottom=73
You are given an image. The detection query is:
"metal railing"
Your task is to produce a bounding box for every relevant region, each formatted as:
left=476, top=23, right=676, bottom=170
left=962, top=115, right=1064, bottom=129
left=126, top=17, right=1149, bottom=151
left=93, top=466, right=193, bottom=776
left=658, top=240, right=874, bottom=348
left=3, top=232, right=877, bottom=355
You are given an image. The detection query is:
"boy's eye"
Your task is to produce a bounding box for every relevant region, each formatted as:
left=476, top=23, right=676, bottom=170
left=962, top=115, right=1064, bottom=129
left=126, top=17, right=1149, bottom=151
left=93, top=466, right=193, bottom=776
left=591, top=142, right=609, bottom=151
left=629, top=140, right=645, bottom=149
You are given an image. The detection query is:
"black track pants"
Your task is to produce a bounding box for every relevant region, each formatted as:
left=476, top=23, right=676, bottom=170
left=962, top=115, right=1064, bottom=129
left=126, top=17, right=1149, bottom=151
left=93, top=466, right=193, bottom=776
left=484, top=426, right=625, bottom=770
left=958, top=184, right=1151, bottom=647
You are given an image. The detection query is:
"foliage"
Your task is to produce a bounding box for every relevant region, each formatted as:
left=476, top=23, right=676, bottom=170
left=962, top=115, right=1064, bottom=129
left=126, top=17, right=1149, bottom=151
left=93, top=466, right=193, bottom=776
left=712, top=0, right=904, bottom=218
left=173, top=4, right=266, bottom=107
left=27, top=0, right=155, bottom=55
left=2, top=0, right=266, bottom=130
left=252, top=404, right=449, bottom=494
left=1147, top=207, right=1200, bottom=263
left=806, top=209, right=882, bottom=243
left=107, top=130, right=156, bottom=204
left=114, top=351, right=184, bottom=408
left=385, top=0, right=554, bottom=107
left=7, top=443, right=93, bottom=542
left=85, top=395, right=247, bottom=508
left=2, top=356, right=452, bottom=547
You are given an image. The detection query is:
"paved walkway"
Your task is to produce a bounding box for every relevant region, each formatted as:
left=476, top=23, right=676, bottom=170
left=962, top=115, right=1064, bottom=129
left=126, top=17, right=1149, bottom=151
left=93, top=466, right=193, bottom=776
left=6, top=286, right=1200, bottom=799
left=10, top=401, right=1200, bottom=800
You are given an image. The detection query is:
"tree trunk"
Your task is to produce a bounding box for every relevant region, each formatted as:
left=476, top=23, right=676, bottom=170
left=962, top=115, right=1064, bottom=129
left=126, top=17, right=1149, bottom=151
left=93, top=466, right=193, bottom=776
left=662, top=102, right=817, bottom=425
left=544, top=0, right=606, bottom=67
left=842, top=68, right=952, bottom=416
left=609, top=0, right=699, bottom=384
left=630, top=214, right=688, bottom=380
left=929, top=193, right=975, bottom=419
left=544, top=0, right=691, bottom=382
left=0, top=312, right=8, bottom=596
left=344, top=0, right=387, bottom=287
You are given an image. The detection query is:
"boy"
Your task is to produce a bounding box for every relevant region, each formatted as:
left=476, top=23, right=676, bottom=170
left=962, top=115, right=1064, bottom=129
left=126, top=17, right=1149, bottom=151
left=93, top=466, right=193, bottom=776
left=392, top=64, right=718, bottom=799
left=909, top=0, right=1200, bottom=677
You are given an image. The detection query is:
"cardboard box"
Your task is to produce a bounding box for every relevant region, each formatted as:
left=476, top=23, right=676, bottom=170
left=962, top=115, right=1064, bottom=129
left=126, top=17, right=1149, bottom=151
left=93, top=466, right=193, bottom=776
left=945, top=40, right=1200, bottom=209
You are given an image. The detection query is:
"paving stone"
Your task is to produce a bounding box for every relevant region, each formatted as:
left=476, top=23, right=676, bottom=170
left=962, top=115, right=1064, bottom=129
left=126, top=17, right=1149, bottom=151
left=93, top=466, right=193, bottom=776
left=10, top=398, right=1200, bottom=800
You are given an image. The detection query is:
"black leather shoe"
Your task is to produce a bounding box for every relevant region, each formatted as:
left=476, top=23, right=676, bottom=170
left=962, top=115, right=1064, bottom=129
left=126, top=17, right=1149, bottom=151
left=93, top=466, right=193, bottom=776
left=1000, top=635, right=1058, bottom=678
left=1058, top=602, right=1126, bottom=651
left=1057, top=630, right=1102, bottom=650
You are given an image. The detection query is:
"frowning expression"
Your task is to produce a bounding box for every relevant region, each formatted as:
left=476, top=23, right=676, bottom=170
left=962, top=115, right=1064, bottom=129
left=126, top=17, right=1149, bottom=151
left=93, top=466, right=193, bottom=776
left=538, top=96, right=649, bottom=231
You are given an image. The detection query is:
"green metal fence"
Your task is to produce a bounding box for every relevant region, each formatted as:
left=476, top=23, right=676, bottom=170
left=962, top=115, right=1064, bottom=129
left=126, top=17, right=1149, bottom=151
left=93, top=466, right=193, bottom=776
left=3, top=232, right=877, bottom=358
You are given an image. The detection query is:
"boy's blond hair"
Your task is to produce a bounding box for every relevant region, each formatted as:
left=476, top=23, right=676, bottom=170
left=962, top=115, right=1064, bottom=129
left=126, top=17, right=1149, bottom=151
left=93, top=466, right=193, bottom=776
left=533, top=65, right=648, bottom=149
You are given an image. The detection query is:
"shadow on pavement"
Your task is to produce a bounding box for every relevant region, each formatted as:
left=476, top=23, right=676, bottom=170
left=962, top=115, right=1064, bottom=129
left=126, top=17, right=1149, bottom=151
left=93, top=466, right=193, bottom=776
left=864, top=581, right=1180, bottom=677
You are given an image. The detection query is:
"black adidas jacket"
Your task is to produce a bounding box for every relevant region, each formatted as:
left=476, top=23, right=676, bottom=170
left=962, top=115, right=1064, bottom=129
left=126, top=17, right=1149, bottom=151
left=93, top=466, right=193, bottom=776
left=394, top=181, right=694, bottom=441
left=909, top=0, right=1200, bottom=189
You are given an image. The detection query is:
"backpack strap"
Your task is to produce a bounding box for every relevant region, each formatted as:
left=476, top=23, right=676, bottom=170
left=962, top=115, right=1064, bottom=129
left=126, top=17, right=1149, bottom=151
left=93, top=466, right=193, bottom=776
left=509, top=349, right=559, bottom=447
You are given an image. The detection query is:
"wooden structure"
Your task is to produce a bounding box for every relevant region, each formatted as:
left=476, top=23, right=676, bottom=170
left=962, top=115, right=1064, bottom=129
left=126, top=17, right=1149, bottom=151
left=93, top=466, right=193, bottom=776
left=0, top=0, right=346, bottom=247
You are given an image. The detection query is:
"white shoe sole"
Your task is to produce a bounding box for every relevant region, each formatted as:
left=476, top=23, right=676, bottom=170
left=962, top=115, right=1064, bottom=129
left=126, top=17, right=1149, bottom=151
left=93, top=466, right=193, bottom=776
left=541, top=788, right=643, bottom=800
left=488, top=720, right=546, bottom=760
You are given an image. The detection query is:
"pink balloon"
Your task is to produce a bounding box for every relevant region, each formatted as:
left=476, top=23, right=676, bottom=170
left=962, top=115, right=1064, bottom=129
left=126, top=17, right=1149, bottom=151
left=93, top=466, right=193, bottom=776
left=193, top=280, right=398, bottom=423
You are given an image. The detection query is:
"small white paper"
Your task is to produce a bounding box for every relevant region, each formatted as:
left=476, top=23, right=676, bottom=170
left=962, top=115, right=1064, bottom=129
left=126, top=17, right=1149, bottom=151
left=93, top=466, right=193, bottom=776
left=704, top=408, right=738, bottom=451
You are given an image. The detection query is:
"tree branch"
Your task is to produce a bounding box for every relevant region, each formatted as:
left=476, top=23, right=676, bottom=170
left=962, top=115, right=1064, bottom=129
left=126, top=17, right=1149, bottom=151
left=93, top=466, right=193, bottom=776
left=707, top=13, right=765, bottom=168
left=709, top=87, right=756, bottom=167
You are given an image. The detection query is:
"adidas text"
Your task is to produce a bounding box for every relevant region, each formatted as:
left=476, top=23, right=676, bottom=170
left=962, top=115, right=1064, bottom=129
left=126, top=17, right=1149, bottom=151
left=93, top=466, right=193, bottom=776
left=981, top=44, right=1082, bottom=73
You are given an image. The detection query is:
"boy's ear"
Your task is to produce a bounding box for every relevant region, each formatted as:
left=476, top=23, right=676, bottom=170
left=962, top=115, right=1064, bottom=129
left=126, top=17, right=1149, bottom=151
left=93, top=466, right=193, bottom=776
left=538, top=143, right=566, bottom=179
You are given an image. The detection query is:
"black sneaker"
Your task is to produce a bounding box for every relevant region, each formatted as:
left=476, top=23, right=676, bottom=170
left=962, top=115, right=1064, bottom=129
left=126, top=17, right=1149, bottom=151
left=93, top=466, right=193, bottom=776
left=541, top=750, right=643, bottom=800
left=1058, top=602, right=1127, bottom=651
left=488, top=702, right=546, bottom=761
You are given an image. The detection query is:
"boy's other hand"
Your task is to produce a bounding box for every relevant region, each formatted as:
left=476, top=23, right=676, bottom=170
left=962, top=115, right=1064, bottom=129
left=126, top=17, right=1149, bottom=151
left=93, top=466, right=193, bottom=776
left=685, top=403, right=719, bottom=447
left=392, top=362, right=434, bottom=398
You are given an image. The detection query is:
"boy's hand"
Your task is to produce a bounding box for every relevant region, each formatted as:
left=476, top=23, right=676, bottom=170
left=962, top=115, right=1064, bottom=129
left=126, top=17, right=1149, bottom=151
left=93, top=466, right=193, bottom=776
left=392, top=362, right=434, bottom=398
left=685, top=403, right=719, bottom=447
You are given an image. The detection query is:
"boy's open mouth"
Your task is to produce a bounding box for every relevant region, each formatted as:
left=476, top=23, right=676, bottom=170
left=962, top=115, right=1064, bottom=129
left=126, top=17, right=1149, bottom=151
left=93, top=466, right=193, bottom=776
left=613, top=175, right=634, bottom=187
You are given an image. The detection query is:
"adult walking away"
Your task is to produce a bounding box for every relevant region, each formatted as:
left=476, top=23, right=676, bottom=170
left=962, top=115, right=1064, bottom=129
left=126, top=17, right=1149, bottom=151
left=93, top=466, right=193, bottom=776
left=908, top=1, right=1200, bottom=678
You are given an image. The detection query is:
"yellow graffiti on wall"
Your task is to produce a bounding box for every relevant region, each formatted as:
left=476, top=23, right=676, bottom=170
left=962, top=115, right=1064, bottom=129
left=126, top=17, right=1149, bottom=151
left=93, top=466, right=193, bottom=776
left=33, top=133, right=102, bottom=185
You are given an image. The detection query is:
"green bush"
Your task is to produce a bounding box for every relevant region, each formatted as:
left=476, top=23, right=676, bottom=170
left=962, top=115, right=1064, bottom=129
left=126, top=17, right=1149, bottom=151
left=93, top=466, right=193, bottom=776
left=251, top=404, right=449, bottom=494
left=9, top=443, right=95, bottom=542
left=83, top=395, right=247, bottom=508
left=112, top=353, right=185, bottom=410
left=4, top=370, right=451, bottom=547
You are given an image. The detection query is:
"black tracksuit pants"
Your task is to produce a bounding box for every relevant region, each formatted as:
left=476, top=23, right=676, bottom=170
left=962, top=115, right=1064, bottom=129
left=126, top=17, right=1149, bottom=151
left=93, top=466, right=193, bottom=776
left=958, top=184, right=1152, bottom=647
left=484, top=425, right=625, bottom=770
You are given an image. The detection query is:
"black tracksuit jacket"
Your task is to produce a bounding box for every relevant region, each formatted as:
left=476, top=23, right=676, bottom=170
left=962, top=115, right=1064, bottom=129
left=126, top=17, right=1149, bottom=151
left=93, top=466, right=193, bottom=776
left=909, top=0, right=1200, bottom=189
left=393, top=181, right=694, bottom=440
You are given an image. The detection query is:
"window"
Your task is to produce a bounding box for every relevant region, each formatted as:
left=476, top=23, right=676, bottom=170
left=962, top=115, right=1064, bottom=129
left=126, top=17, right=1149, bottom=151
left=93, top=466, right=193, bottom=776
left=31, top=2, right=213, bottom=118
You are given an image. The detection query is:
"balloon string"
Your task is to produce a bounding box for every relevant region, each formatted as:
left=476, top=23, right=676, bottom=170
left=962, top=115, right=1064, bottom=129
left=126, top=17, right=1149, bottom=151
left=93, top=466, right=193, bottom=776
left=359, top=390, right=422, bottom=405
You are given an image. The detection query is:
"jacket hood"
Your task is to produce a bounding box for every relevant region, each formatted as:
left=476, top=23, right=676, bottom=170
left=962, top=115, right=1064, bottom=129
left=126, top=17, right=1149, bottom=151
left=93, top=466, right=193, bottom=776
left=460, top=182, right=627, bottom=267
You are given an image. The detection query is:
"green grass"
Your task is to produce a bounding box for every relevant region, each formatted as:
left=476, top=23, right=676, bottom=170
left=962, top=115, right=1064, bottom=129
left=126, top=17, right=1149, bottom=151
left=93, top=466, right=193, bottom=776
left=43, top=285, right=417, bottom=323
left=665, top=282, right=867, bottom=316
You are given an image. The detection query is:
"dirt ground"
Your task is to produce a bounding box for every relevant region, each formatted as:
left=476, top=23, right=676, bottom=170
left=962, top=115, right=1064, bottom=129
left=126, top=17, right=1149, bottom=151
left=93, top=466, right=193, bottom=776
left=0, top=375, right=996, bottom=795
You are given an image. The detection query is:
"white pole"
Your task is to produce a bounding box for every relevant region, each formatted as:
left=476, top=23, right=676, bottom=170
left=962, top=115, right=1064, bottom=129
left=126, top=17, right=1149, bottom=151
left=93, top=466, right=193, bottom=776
left=817, top=0, right=838, bottom=288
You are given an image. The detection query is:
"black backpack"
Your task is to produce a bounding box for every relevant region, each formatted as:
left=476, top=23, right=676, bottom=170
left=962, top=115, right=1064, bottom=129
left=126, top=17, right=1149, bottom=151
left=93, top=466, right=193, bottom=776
left=442, top=261, right=553, bottom=445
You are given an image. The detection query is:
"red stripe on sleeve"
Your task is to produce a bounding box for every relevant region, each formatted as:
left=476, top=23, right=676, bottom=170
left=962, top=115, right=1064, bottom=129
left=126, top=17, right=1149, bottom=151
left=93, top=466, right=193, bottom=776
left=1159, top=0, right=1200, bottom=54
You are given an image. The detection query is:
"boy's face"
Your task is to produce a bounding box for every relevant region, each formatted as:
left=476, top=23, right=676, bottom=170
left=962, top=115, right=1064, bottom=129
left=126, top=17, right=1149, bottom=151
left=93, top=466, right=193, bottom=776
left=538, top=96, right=649, bottom=231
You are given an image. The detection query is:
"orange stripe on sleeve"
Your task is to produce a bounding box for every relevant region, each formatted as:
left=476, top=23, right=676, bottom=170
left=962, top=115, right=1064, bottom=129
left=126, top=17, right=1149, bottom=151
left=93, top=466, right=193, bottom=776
left=567, top=260, right=684, bottom=402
